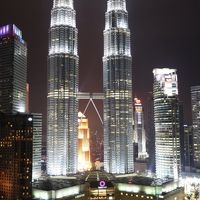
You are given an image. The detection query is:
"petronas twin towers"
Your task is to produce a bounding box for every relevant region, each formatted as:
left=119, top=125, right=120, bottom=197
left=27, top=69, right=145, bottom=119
left=47, top=0, right=134, bottom=175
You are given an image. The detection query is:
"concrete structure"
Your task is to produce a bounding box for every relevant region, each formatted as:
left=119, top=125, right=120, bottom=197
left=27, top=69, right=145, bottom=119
left=47, top=0, right=79, bottom=175
left=103, top=0, right=134, bottom=174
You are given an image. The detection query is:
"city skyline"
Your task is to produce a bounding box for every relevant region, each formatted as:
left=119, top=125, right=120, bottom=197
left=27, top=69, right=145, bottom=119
left=0, top=0, right=200, bottom=132
left=0, top=1, right=200, bottom=199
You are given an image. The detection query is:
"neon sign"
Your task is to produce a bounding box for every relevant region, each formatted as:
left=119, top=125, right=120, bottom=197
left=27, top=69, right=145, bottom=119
left=0, top=24, right=22, bottom=39
left=98, top=180, right=107, bottom=189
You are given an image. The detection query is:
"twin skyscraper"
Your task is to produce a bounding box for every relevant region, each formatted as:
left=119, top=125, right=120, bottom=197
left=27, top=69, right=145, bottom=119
left=47, top=0, right=134, bottom=175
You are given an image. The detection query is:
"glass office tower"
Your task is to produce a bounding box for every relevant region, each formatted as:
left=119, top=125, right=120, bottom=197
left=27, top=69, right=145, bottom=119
left=47, top=0, right=79, bottom=175
left=103, top=0, right=134, bottom=174
left=153, top=68, right=181, bottom=180
left=191, top=86, right=200, bottom=171
left=0, top=24, right=27, bottom=113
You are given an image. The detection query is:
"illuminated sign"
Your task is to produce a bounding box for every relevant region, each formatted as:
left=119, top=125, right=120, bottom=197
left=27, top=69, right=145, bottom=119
left=0, top=24, right=22, bottom=39
left=0, top=25, right=10, bottom=37
left=98, top=180, right=107, bottom=189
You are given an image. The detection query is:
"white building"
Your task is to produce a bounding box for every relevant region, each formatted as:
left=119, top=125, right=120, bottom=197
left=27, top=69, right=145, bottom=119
left=153, top=68, right=181, bottom=180
left=47, top=0, right=79, bottom=175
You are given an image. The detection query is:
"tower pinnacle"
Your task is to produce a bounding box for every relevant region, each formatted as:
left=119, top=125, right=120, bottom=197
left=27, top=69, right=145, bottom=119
left=53, top=0, right=73, bottom=9
left=107, top=0, right=127, bottom=12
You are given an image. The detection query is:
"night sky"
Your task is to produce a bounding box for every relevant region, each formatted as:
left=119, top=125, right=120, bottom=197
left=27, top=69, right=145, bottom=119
left=0, top=0, right=200, bottom=135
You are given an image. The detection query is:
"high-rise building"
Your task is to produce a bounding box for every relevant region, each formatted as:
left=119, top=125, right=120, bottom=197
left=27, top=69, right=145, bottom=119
left=32, top=113, right=42, bottom=180
left=103, top=0, right=134, bottom=174
left=0, top=24, right=42, bottom=185
left=153, top=68, right=181, bottom=180
left=191, top=86, right=200, bottom=171
left=47, top=0, right=79, bottom=175
left=0, top=24, right=27, bottom=113
left=0, top=113, right=33, bottom=199
left=182, top=125, right=194, bottom=172
left=78, top=112, right=91, bottom=172
left=133, top=98, right=148, bottom=160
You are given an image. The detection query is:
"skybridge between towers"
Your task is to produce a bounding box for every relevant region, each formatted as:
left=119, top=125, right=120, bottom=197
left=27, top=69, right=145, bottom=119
left=77, top=92, right=104, bottom=125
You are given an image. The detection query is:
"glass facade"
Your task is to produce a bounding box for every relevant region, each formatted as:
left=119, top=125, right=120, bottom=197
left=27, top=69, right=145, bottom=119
left=103, top=0, right=134, bottom=174
left=47, top=0, right=79, bottom=175
left=153, top=68, right=181, bottom=180
left=0, top=24, right=27, bottom=113
left=191, top=86, right=200, bottom=170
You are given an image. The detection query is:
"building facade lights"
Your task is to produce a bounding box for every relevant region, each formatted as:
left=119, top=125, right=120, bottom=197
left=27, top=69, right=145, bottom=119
left=153, top=68, right=181, bottom=180
left=191, top=86, right=200, bottom=171
left=103, top=0, right=134, bottom=174
left=0, top=24, right=27, bottom=114
left=133, top=98, right=148, bottom=160
left=47, top=0, right=79, bottom=175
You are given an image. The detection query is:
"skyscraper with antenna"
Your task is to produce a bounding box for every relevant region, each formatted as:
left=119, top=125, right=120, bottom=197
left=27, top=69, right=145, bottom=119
left=103, top=0, right=134, bottom=174
left=47, top=0, right=79, bottom=175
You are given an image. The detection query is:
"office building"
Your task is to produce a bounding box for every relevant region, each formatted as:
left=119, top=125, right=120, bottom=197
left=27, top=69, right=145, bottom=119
left=78, top=112, right=91, bottom=172
left=32, top=113, right=42, bottom=180
left=133, top=98, right=148, bottom=160
left=182, top=125, right=194, bottom=172
left=153, top=68, right=181, bottom=180
left=191, top=86, right=200, bottom=171
left=47, top=0, right=79, bottom=175
left=103, top=0, right=134, bottom=174
left=0, top=24, right=27, bottom=113
left=0, top=113, right=33, bottom=199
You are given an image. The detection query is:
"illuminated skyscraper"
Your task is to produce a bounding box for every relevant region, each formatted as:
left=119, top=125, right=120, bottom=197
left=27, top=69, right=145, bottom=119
left=134, top=98, right=148, bottom=160
left=191, top=86, right=200, bottom=171
left=153, top=68, right=181, bottom=180
left=78, top=112, right=91, bottom=172
left=47, top=0, right=79, bottom=175
left=103, top=0, right=134, bottom=174
left=0, top=24, right=27, bottom=113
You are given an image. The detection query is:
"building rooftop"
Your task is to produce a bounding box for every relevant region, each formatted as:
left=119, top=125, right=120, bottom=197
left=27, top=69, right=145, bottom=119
left=32, top=177, right=84, bottom=191
left=115, top=175, right=173, bottom=186
left=83, top=171, right=115, bottom=182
